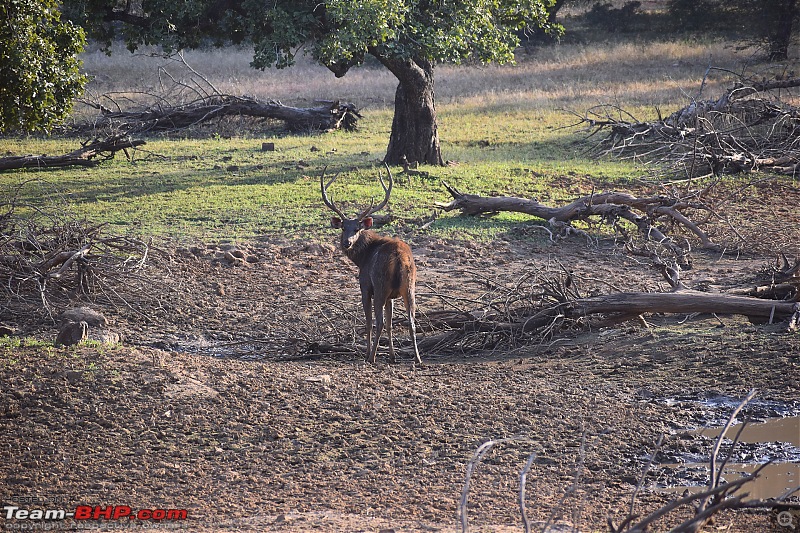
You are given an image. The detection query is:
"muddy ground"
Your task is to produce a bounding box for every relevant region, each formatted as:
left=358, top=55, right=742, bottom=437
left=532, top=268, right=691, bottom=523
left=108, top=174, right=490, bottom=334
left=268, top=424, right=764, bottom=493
left=1, top=178, right=799, bottom=532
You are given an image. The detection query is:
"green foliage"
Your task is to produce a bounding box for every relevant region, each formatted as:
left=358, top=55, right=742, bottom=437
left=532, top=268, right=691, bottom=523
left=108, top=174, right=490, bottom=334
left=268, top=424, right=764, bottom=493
left=0, top=0, right=87, bottom=133
left=315, top=0, right=558, bottom=69
left=63, top=0, right=560, bottom=72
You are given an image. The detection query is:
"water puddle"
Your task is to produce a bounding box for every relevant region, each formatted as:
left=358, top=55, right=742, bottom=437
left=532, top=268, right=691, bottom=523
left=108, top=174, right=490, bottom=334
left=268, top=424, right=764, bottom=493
left=693, top=416, right=800, bottom=499
left=652, top=397, right=800, bottom=500
left=658, top=393, right=800, bottom=427
left=701, top=415, right=800, bottom=448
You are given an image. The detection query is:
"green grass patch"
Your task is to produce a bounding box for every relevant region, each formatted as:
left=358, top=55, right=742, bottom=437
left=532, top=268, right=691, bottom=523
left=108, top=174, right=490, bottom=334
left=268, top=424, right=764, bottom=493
left=9, top=38, right=729, bottom=245
left=1, top=111, right=643, bottom=244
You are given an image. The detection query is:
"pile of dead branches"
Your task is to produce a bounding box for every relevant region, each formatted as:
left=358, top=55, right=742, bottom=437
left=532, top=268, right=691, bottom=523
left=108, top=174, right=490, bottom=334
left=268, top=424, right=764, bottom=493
left=577, top=70, right=800, bottom=178
left=413, top=263, right=799, bottom=358
left=0, top=182, right=176, bottom=325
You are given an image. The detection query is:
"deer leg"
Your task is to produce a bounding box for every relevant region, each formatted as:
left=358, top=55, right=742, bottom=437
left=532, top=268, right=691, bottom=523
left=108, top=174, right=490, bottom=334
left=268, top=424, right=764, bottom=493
left=362, top=292, right=373, bottom=362
left=405, top=292, right=422, bottom=365
left=385, top=299, right=395, bottom=363
left=370, top=298, right=384, bottom=364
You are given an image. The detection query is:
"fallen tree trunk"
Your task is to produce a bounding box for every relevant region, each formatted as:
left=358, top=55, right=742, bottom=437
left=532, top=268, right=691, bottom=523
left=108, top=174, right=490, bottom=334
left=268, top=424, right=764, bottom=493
left=568, top=289, right=797, bottom=320
left=77, top=96, right=361, bottom=134
left=467, top=290, right=795, bottom=333
left=0, top=136, right=145, bottom=171
left=416, top=290, right=799, bottom=352
left=435, top=182, right=715, bottom=265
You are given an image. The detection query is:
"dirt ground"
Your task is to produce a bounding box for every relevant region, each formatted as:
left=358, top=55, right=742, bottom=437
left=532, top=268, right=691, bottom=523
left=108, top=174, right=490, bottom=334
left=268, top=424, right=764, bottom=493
left=1, top=178, right=799, bottom=532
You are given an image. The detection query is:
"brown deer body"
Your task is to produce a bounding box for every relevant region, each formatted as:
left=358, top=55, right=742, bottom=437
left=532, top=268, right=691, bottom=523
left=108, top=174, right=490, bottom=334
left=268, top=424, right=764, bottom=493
left=322, top=165, right=422, bottom=364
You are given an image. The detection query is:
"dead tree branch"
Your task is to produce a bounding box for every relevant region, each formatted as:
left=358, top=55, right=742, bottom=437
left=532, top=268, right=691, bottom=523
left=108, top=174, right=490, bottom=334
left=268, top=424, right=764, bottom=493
left=459, top=437, right=537, bottom=533
left=435, top=181, right=714, bottom=265
left=0, top=136, right=145, bottom=171
left=75, top=95, right=361, bottom=134
left=72, top=52, right=360, bottom=135
left=0, top=183, right=177, bottom=326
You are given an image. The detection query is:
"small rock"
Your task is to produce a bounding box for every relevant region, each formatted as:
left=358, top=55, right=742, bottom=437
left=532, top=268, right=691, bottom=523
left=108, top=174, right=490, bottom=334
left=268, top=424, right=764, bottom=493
left=88, top=329, right=120, bottom=345
left=55, top=321, right=88, bottom=347
left=223, top=250, right=247, bottom=266
left=60, top=307, right=107, bottom=327
left=304, top=374, right=332, bottom=385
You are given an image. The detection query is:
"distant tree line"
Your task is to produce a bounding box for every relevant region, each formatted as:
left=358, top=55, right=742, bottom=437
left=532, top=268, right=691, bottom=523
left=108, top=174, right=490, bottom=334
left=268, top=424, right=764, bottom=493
left=669, top=0, right=798, bottom=61
left=529, top=0, right=799, bottom=62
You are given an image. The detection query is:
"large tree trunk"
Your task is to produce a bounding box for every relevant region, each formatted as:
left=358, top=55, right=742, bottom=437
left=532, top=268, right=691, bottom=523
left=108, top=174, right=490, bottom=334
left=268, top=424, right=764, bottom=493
left=765, top=0, right=797, bottom=61
left=375, top=54, right=444, bottom=166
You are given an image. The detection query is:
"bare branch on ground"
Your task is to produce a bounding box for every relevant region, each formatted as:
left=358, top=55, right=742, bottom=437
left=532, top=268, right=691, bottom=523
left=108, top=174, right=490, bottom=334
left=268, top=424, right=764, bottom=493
left=0, top=136, right=145, bottom=171
left=0, top=183, right=176, bottom=325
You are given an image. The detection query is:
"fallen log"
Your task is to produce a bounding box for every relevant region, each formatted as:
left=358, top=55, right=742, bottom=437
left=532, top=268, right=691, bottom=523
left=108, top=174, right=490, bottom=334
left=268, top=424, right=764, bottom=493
left=435, top=182, right=715, bottom=265
left=77, top=96, right=361, bottom=134
left=416, top=289, right=799, bottom=352
left=0, top=136, right=145, bottom=171
left=567, top=290, right=797, bottom=321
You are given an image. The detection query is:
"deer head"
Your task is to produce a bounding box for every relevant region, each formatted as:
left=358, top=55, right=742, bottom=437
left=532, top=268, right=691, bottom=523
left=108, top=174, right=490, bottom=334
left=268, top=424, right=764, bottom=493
left=320, top=163, right=393, bottom=251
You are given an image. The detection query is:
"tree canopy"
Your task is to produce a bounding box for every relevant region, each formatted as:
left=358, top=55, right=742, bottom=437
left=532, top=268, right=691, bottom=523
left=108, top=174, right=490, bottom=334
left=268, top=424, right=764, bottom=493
left=64, top=0, right=558, bottom=164
left=68, top=0, right=555, bottom=70
left=0, top=0, right=87, bottom=133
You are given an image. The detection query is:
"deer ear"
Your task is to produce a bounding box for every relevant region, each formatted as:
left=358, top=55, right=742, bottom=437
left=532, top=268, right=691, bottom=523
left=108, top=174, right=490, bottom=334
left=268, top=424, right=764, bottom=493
left=330, top=217, right=342, bottom=229
left=362, top=217, right=373, bottom=229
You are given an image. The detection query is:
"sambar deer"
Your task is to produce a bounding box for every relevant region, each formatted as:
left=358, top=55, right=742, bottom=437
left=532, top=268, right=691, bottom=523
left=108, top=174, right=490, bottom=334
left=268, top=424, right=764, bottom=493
left=321, top=164, right=422, bottom=365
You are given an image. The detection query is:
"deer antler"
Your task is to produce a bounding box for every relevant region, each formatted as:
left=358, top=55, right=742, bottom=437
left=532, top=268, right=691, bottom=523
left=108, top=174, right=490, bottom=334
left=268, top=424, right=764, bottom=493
left=320, top=166, right=347, bottom=219
left=359, top=162, right=394, bottom=220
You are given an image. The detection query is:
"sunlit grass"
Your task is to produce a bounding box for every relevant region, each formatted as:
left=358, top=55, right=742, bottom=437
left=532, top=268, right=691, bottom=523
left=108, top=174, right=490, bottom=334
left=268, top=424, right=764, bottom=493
left=3, top=37, right=785, bottom=244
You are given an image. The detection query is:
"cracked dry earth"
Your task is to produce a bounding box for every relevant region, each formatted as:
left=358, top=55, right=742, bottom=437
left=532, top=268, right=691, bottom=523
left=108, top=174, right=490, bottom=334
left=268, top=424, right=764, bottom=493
left=2, top=180, right=800, bottom=532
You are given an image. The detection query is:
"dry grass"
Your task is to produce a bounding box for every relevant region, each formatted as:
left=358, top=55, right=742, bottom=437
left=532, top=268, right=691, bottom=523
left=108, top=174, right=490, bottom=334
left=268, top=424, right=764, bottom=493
left=79, top=39, right=774, bottom=117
